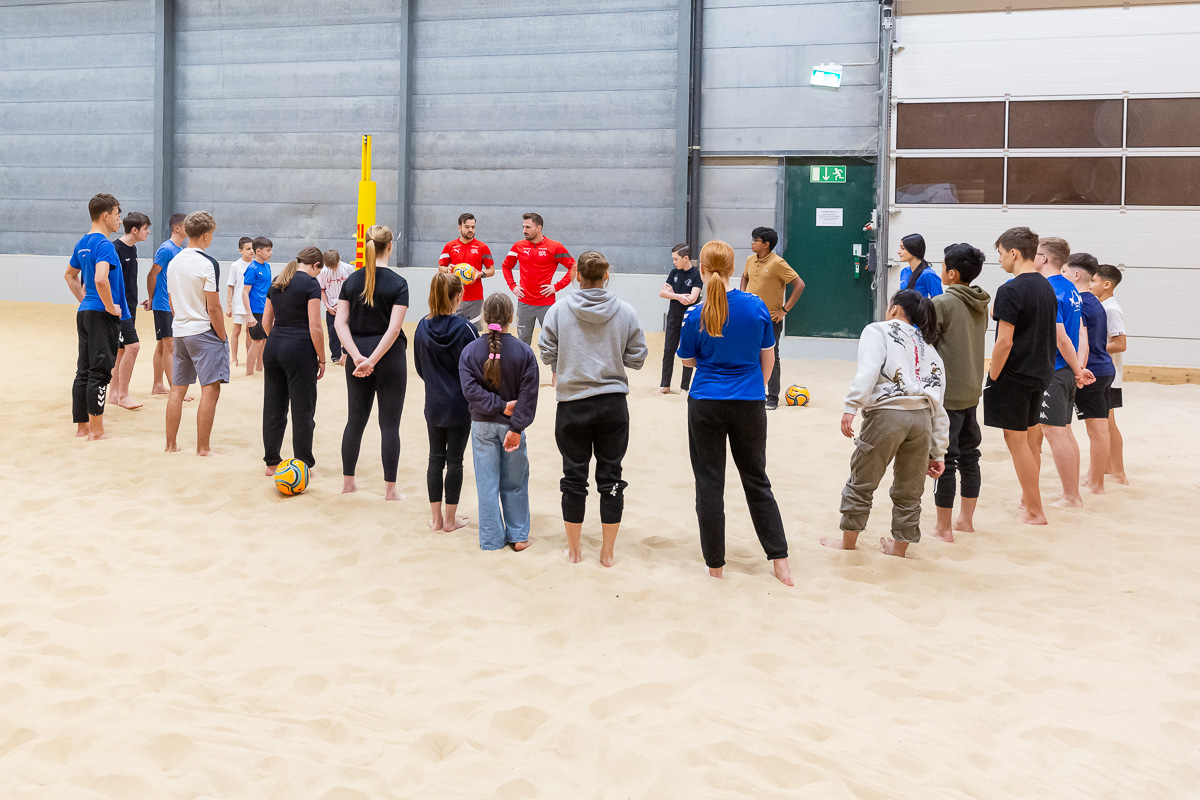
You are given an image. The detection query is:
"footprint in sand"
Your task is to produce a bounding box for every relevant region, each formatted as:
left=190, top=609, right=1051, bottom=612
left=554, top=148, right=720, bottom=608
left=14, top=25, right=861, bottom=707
left=490, top=705, right=550, bottom=742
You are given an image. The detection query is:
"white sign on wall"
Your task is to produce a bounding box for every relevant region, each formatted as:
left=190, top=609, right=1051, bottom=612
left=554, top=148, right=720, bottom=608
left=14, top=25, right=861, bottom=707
left=816, top=208, right=844, bottom=227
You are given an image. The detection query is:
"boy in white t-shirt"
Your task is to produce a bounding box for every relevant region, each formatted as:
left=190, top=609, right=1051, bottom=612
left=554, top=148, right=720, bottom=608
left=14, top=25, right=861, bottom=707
left=1090, top=264, right=1129, bottom=484
left=226, top=236, right=253, bottom=366
left=318, top=249, right=354, bottom=366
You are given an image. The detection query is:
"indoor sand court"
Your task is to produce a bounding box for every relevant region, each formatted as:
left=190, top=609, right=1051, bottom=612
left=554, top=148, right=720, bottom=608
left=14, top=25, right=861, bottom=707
left=1, top=300, right=1197, bottom=799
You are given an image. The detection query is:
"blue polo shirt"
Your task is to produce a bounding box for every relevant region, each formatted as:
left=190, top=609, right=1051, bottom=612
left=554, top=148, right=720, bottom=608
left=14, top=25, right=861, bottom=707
left=1047, top=274, right=1082, bottom=371
left=899, top=262, right=944, bottom=299
left=71, top=233, right=130, bottom=320
left=243, top=259, right=272, bottom=314
left=677, top=289, right=775, bottom=401
left=151, top=239, right=183, bottom=311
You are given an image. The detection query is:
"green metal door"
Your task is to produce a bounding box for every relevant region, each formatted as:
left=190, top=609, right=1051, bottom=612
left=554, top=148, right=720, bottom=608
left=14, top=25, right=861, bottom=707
left=783, top=159, right=875, bottom=338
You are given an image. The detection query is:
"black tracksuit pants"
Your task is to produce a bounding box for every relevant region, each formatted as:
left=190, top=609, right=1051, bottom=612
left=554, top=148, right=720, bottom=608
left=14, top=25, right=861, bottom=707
left=687, top=397, right=788, bottom=568
left=426, top=422, right=471, bottom=504
left=934, top=406, right=982, bottom=508
left=554, top=393, right=630, bottom=524
left=325, top=311, right=343, bottom=361
left=262, top=332, right=319, bottom=468
left=660, top=307, right=693, bottom=391
left=72, top=310, right=120, bottom=422
left=342, top=335, right=406, bottom=482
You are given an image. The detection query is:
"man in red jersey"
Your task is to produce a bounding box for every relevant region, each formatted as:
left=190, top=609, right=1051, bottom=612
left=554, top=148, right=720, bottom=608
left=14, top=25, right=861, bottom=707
left=438, top=212, right=494, bottom=329
left=501, top=212, right=576, bottom=347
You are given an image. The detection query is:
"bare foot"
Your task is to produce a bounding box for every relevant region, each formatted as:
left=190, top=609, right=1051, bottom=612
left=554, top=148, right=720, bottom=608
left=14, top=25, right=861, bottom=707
left=117, top=398, right=143, bottom=410
left=510, top=541, right=530, bottom=551
left=820, top=531, right=859, bottom=550
left=184, top=394, right=194, bottom=402
left=932, top=526, right=955, bottom=543
left=428, top=517, right=443, bottom=532
left=600, top=550, right=614, bottom=568
left=165, top=442, right=181, bottom=453
left=442, top=516, right=469, bottom=533
left=1018, top=507, right=1048, bottom=525
left=1110, top=473, right=1129, bottom=485
left=953, top=517, right=975, bottom=533
left=151, top=386, right=169, bottom=396
left=706, top=566, right=724, bottom=579
left=384, top=485, right=407, bottom=501
left=342, top=477, right=357, bottom=494
left=563, top=547, right=581, bottom=563
left=1050, top=495, right=1083, bottom=509
left=197, top=448, right=218, bottom=457
left=772, top=558, right=793, bottom=586
left=652, top=387, right=670, bottom=395
left=86, top=432, right=111, bottom=441
left=880, top=537, right=909, bottom=558
left=1083, top=482, right=1106, bottom=495
left=265, top=464, right=277, bottom=476
left=76, top=423, right=90, bottom=438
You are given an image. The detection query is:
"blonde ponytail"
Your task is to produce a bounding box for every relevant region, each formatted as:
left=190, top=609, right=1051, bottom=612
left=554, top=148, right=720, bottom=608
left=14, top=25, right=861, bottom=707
left=362, top=224, right=394, bottom=307
left=272, top=260, right=300, bottom=291
left=699, top=239, right=735, bottom=337
left=427, top=271, right=463, bottom=318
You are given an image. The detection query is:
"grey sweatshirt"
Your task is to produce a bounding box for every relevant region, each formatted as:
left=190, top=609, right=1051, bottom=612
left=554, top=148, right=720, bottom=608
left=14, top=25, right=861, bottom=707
left=539, top=288, right=648, bottom=402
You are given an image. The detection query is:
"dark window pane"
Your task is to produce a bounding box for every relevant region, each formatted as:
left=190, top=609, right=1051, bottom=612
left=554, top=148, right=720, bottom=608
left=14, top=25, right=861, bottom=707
left=1126, top=157, right=1200, bottom=205
left=895, top=158, right=1004, bottom=204
left=896, top=102, right=1005, bottom=150
left=1007, top=158, right=1121, bottom=205
left=1008, top=100, right=1123, bottom=148
left=1127, top=98, right=1200, bottom=147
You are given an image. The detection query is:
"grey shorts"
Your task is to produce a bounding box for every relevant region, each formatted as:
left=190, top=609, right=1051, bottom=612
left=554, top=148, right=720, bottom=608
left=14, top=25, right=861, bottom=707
left=458, top=299, right=483, bottom=329
left=516, top=302, right=550, bottom=345
left=173, top=329, right=231, bottom=386
left=1039, top=367, right=1076, bottom=427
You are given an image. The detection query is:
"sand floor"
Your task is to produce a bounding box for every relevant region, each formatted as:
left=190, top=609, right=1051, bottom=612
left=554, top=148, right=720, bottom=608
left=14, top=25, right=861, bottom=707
left=1, top=300, right=1198, bottom=799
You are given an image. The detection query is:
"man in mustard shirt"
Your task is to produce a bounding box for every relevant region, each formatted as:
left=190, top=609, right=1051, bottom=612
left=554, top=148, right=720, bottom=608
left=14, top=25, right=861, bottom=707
left=740, top=226, right=805, bottom=410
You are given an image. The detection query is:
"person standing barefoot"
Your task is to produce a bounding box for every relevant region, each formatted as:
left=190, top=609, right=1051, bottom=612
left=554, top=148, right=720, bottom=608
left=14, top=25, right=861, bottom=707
left=110, top=211, right=150, bottom=410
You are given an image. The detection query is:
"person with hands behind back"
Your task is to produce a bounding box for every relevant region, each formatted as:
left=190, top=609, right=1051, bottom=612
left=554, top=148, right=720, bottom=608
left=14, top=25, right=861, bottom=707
left=655, top=243, right=701, bottom=395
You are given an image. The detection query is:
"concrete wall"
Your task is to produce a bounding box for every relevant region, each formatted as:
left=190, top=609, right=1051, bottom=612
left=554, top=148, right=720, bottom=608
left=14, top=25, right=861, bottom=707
left=0, top=0, right=155, bottom=256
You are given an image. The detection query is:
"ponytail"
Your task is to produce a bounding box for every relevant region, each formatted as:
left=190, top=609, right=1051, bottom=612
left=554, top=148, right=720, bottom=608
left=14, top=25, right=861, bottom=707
left=272, top=260, right=300, bottom=291
left=481, top=292, right=513, bottom=391
left=699, top=239, right=735, bottom=337
left=427, top=271, right=463, bottom=319
left=890, top=289, right=938, bottom=343
left=362, top=224, right=394, bottom=307
left=901, top=233, right=929, bottom=291
left=905, top=259, right=931, bottom=291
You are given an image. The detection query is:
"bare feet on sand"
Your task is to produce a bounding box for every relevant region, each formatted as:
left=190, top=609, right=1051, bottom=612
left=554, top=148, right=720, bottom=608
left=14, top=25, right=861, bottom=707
left=954, top=516, right=975, bottom=533
left=165, top=442, right=181, bottom=453
left=772, top=558, right=793, bottom=586
left=87, top=431, right=111, bottom=441
left=197, top=448, right=218, bottom=457
left=342, top=477, right=357, bottom=494
left=880, top=537, right=909, bottom=558
left=820, top=531, right=859, bottom=550
left=1018, top=506, right=1048, bottom=525
left=384, top=483, right=406, bottom=501
left=600, top=549, right=614, bottom=568
left=1050, top=494, right=1083, bottom=509
left=265, top=464, right=277, bottom=476
left=116, top=398, right=143, bottom=410
left=1083, top=480, right=1106, bottom=495
left=442, top=516, right=469, bottom=532
left=706, top=566, right=723, bottom=579
left=564, top=547, right=582, bottom=563
left=932, top=526, right=955, bottom=543
left=652, top=387, right=671, bottom=395
left=76, top=423, right=90, bottom=438
left=510, top=541, right=530, bottom=551
left=151, top=385, right=169, bottom=396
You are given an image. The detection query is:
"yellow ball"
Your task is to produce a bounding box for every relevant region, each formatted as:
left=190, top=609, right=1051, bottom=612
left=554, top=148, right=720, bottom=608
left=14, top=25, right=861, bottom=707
left=784, top=385, right=811, bottom=407
left=274, top=458, right=309, bottom=496
left=452, top=263, right=478, bottom=285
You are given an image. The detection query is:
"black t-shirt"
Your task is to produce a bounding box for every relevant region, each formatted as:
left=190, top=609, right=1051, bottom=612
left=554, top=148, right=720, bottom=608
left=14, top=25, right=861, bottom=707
left=992, top=271, right=1058, bottom=388
left=666, top=266, right=701, bottom=313
left=267, top=271, right=320, bottom=334
left=339, top=267, right=410, bottom=340
left=113, top=238, right=139, bottom=311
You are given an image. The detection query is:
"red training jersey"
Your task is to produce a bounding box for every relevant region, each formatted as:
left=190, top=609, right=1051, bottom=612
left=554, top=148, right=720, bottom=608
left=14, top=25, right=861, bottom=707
left=439, top=238, right=494, bottom=302
left=501, top=237, right=576, bottom=307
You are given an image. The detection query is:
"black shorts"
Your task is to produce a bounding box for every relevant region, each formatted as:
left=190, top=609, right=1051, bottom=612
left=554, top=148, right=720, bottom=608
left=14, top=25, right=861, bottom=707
left=153, top=309, right=174, bottom=340
left=983, top=374, right=1044, bottom=432
left=1107, top=387, right=1123, bottom=410
left=1039, top=367, right=1076, bottom=427
left=1076, top=373, right=1115, bottom=420
left=247, top=316, right=267, bottom=341
left=119, top=307, right=138, bottom=347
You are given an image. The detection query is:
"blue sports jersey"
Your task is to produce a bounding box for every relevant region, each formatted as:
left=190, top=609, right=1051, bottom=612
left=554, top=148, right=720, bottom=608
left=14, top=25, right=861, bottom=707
left=899, top=263, right=944, bottom=299
left=677, top=289, right=775, bottom=401
left=243, top=259, right=272, bottom=314
left=1047, top=274, right=1082, bottom=371
left=151, top=239, right=183, bottom=311
left=1079, top=291, right=1114, bottom=377
left=71, top=232, right=130, bottom=320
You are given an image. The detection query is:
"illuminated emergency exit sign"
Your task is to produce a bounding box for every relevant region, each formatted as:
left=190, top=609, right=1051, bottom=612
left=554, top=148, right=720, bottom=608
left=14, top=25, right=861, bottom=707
left=810, top=165, right=846, bottom=183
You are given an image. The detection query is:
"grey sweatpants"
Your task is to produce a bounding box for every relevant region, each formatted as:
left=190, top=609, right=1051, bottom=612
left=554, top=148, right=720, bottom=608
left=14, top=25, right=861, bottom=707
left=516, top=301, right=551, bottom=346
left=839, top=407, right=932, bottom=543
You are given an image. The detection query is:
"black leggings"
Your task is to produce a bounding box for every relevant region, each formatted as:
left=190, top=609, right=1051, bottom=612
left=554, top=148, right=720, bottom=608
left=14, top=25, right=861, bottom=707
left=262, top=333, right=318, bottom=468
left=426, top=422, right=471, bottom=504
left=660, top=308, right=693, bottom=391
left=73, top=310, right=119, bottom=422
left=687, top=398, right=788, bottom=568
left=554, top=393, right=630, bottom=524
left=934, top=406, right=982, bottom=508
left=325, top=311, right=342, bottom=361
left=341, top=335, right=407, bottom=481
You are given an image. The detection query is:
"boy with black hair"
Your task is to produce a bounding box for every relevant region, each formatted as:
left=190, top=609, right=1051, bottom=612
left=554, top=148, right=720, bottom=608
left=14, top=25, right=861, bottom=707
left=111, top=211, right=150, bottom=410
left=740, top=225, right=804, bottom=410
left=241, top=236, right=273, bottom=376
left=1065, top=255, right=1116, bottom=494
left=1091, top=264, right=1129, bottom=484
left=984, top=227, right=1057, bottom=526
left=226, top=236, right=253, bottom=367
left=929, top=242, right=990, bottom=542
left=64, top=193, right=130, bottom=440
left=147, top=213, right=189, bottom=399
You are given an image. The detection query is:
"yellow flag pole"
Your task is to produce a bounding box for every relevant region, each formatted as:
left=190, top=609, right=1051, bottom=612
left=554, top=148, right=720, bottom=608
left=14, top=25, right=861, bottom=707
left=355, top=135, right=377, bottom=269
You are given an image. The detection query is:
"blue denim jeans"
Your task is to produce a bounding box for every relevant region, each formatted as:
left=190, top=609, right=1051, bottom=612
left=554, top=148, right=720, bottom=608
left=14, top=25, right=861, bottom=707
left=470, top=421, right=530, bottom=550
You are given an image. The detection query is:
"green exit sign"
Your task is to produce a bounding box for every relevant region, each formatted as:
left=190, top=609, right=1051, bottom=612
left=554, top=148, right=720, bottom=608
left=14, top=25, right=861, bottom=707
left=810, top=165, right=846, bottom=183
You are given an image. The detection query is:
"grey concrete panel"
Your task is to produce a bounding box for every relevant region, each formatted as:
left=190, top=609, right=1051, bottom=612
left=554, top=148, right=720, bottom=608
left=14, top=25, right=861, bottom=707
left=176, top=0, right=400, bottom=30
left=0, top=167, right=152, bottom=201
left=411, top=168, right=675, bottom=208
left=411, top=90, right=675, bottom=132
left=702, top=84, right=880, bottom=132
left=411, top=50, right=677, bottom=96
left=0, top=232, right=81, bottom=257
left=174, top=97, right=399, bottom=134
left=176, top=61, right=405, bottom=100
left=0, top=134, right=153, bottom=167
left=0, top=33, right=152, bottom=70
left=410, top=129, right=674, bottom=170
left=175, top=167, right=397, bottom=206
left=1, top=198, right=154, bottom=235
left=0, top=0, right=153, bottom=38
left=702, top=2, right=879, bottom=49
left=0, top=100, right=153, bottom=134
left=413, top=10, right=679, bottom=57
left=703, top=125, right=879, bottom=154
left=174, top=132, right=401, bottom=170
left=698, top=165, right=779, bottom=209
left=175, top=26, right=402, bottom=66
left=414, top=0, right=676, bottom=21
left=702, top=44, right=878, bottom=89
left=195, top=201, right=399, bottom=241
left=0, top=67, right=152, bottom=103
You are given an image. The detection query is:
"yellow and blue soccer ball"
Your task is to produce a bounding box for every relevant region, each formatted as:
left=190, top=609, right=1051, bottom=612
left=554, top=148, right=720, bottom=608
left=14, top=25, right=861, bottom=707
left=274, top=459, right=309, bottom=496
left=452, top=263, right=478, bottom=285
left=784, top=385, right=811, bottom=407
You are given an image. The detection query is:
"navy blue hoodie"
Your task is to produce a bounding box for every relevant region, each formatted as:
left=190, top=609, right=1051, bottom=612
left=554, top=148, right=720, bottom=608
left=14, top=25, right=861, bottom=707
left=413, top=314, right=478, bottom=427
left=458, top=333, right=540, bottom=433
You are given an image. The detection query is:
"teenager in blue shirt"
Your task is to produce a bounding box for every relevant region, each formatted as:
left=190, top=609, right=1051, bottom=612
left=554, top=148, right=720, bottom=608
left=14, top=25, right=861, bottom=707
left=1064, top=253, right=1116, bottom=496
left=678, top=239, right=792, bottom=587
left=241, top=236, right=274, bottom=377
left=147, top=213, right=188, bottom=398
left=897, top=233, right=944, bottom=299
left=64, top=193, right=129, bottom=440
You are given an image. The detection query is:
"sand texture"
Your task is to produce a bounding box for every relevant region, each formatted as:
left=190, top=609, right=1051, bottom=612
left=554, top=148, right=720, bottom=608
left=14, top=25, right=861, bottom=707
left=1, top=300, right=1198, bottom=799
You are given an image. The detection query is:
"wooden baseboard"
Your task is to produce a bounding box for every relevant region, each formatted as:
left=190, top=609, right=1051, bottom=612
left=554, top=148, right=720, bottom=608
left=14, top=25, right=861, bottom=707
left=981, top=360, right=1199, bottom=385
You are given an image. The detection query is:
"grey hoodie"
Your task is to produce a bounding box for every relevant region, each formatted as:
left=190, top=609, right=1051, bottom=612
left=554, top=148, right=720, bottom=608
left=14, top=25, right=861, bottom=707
left=931, top=283, right=992, bottom=410
left=539, top=288, right=648, bottom=402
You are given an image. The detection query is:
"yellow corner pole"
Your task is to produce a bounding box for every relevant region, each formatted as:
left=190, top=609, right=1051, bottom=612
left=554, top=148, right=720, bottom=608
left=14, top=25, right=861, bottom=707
left=355, top=134, right=377, bottom=269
